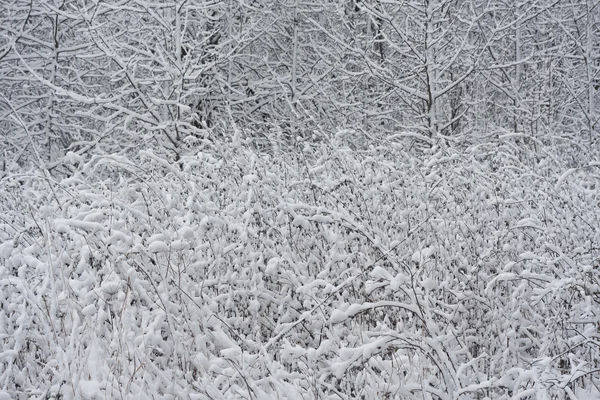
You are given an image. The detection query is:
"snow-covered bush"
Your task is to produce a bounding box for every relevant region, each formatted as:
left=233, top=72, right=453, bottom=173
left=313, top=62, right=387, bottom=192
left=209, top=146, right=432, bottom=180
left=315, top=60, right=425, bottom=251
left=0, top=137, right=598, bottom=399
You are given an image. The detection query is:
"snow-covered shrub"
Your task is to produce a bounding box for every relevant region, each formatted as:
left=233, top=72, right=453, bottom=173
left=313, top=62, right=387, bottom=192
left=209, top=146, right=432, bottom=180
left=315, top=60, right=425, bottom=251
left=0, top=137, right=598, bottom=399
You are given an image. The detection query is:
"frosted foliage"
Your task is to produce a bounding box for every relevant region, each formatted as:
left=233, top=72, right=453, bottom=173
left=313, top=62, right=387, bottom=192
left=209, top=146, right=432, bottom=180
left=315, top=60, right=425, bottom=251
left=0, top=138, right=599, bottom=399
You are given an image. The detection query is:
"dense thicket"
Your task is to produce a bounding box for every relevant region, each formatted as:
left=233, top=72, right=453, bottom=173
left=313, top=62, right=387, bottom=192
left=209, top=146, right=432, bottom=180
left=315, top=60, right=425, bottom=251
left=1, top=138, right=599, bottom=399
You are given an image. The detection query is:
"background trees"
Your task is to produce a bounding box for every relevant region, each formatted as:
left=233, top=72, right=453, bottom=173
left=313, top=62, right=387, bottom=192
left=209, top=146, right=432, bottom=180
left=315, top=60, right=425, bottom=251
left=1, top=0, right=597, bottom=166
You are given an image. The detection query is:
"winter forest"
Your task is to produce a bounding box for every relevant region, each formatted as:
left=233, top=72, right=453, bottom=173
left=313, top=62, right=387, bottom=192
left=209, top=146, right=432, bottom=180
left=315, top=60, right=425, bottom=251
left=0, top=0, right=599, bottom=398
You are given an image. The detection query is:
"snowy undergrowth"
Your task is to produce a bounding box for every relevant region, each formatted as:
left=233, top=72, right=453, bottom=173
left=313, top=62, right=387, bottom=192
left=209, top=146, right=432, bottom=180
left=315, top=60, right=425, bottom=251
left=0, top=136, right=599, bottom=399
